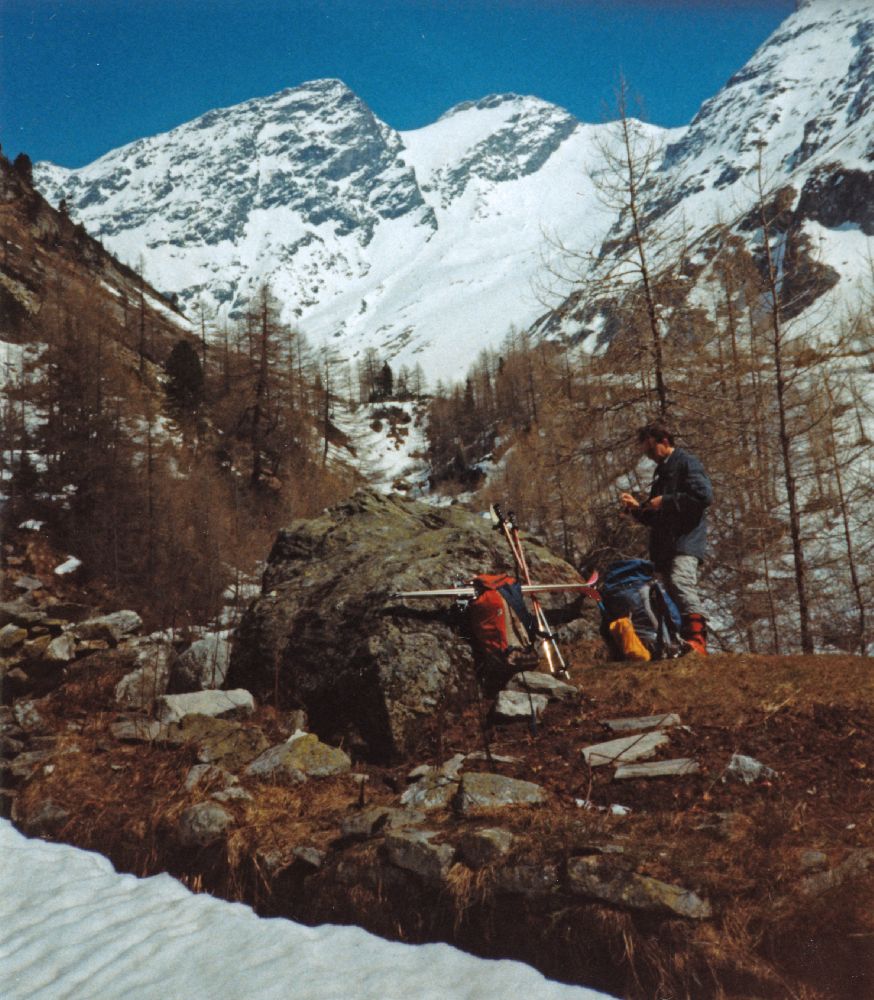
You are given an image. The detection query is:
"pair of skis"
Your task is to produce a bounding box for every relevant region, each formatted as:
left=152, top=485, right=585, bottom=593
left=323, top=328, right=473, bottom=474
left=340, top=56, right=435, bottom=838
left=391, top=504, right=600, bottom=680
left=490, top=504, right=568, bottom=678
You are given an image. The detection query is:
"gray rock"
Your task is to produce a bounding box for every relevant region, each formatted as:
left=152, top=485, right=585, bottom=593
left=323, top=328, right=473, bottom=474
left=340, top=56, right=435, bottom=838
left=457, top=827, right=515, bottom=868
left=155, top=689, right=255, bottom=725
left=383, top=829, right=455, bottom=885
left=74, top=610, right=143, bottom=644
left=507, top=672, right=580, bottom=703
left=493, top=690, right=549, bottom=723
left=212, top=786, right=253, bottom=803
left=44, top=634, right=77, bottom=663
left=494, top=862, right=561, bottom=899
left=111, top=717, right=170, bottom=743
left=725, top=753, right=778, bottom=785
left=184, top=763, right=238, bottom=792
left=614, top=758, right=700, bottom=780
left=114, top=640, right=177, bottom=711
left=0, top=624, right=28, bottom=652
left=340, top=806, right=426, bottom=841
left=567, top=856, right=712, bottom=919
left=601, top=713, right=682, bottom=733
left=798, top=849, right=874, bottom=899
left=177, top=801, right=234, bottom=847
left=12, top=699, right=49, bottom=733
left=245, top=733, right=351, bottom=784
left=160, top=715, right=270, bottom=770
left=173, top=631, right=233, bottom=691
left=226, top=489, right=584, bottom=757
left=19, top=799, right=71, bottom=836
left=292, top=846, right=325, bottom=869
left=581, top=731, right=670, bottom=768
left=399, top=775, right=458, bottom=811
left=8, top=749, right=53, bottom=782
left=454, top=772, right=547, bottom=816
left=14, top=575, right=45, bottom=593
left=0, top=601, right=47, bottom=629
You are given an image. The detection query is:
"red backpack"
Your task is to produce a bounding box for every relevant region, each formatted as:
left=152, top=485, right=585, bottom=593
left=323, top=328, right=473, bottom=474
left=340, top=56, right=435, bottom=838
left=467, top=573, right=537, bottom=665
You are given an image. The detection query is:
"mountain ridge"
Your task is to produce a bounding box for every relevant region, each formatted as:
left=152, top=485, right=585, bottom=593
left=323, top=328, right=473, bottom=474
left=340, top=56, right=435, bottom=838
left=32, top=0, right=874, bottom=382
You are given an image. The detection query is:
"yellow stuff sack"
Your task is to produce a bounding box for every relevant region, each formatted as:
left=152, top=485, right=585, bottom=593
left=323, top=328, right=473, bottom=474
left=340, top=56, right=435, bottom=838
left=609, top=617, right=651, bottom=662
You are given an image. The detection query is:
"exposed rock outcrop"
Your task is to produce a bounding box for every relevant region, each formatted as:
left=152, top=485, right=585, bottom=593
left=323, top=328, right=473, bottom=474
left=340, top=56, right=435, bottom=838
left=227, top=489, right=584, bottom=758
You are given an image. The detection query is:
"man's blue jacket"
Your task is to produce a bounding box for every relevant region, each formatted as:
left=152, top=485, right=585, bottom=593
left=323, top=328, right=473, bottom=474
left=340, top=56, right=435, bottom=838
left=632, top=447, right=713, bottom=566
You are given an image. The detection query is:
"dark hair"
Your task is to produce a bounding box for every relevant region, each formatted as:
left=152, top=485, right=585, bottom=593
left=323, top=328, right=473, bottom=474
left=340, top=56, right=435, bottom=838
left=637, top=420, right=674, bottom=445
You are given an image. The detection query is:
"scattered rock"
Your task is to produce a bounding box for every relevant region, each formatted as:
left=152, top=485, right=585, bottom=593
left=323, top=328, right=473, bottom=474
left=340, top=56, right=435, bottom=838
left=172, top=631, right=233, bottom=691
left=168, top=715, right=270, bottom=770
left=17, top=798, right=71, bottom=836
left=0, top=602, right=46, bottom=629
left=457, top=827, right=515, bottom=868
left=567, top=856, right=712, bottom=919
left=725, top=753, right=777, bottom=785
left=184, top=764, right=239, bottom=793
left=245, top=733, right=351, bottom=784
left=14, top=574, right=45, bottom=593
left=74, top=610, right=143, bottom=644
left=797, top=849, right=874, bottom=899
left=155, top=689, right=255, bottom=725
left=110, top=717, right=170, bottom=743
left=506, top=672, right=580, bottom=704
left=12, top=699, right=49, bottom=733
left=454, top=772, right=547, bottom=816
left=177, top=801, right=234, bottom=847
left=340, top=806, right=425, bottom=841
left=614, top=758, right=700, bottom=781
left=44, top=633, right=77, bottom=663
left=494, top=862, right=561, bottom=899
left=399, top=774, right=459, bottom=811
left=0, top=624, right=28, bottom=652
left=493, top=689, right=548, bottom=723
left=383, top=828, right=455, bottom=885
left=581, top=731, right=670, bottom=768
left=601, top=713, right=682, bottom=733
left=113, top=640, right=177, bottom=711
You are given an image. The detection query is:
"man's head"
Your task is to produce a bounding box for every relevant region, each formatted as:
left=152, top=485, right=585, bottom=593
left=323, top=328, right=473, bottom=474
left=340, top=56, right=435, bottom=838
left=636, top=420, right=675, bottom=462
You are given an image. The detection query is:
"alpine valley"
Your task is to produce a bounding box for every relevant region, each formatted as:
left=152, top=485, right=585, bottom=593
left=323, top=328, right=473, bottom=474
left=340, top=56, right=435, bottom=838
left=33, top=0, right=874, bottom=382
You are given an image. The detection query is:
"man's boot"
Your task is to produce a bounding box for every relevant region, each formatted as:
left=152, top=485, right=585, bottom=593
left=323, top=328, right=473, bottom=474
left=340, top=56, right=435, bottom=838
left=681, top=613, right=708, bottom=655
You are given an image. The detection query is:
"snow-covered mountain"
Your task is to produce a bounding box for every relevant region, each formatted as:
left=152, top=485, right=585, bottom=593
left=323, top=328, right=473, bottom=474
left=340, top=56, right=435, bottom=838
left=34, top=0, right=874, bottom=382
left=32, top=82, right=655, bottom=381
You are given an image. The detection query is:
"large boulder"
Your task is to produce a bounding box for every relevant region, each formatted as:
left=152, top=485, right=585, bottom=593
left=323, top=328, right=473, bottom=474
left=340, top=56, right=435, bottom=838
left=227, top=489, right=584, bottom=758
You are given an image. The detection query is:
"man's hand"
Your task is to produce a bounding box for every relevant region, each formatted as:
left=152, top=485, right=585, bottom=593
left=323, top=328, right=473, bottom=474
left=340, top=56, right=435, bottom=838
left=646, top=495, right=663, bottom=511
left=619, top=492, right=640, bottom=510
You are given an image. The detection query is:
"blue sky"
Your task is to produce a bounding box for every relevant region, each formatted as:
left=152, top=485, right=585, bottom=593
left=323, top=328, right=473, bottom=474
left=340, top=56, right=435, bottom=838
left=2, top=0, right=794, bottom=168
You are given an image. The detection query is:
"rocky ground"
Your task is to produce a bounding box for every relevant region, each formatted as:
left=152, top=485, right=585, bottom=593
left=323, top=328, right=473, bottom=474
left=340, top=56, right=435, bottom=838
left=2, top=506, right=873, bottom=1000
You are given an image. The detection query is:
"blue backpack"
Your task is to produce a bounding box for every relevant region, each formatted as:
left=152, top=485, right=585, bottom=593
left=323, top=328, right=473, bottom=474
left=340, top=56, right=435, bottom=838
left=598, top=559, right=682, bottom=660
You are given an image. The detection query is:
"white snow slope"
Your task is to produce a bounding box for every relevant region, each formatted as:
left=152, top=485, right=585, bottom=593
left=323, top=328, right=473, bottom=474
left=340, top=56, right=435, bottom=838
left=33, top=0, right=874, bottom=383
left=0, top=820, right=614, bottom=1000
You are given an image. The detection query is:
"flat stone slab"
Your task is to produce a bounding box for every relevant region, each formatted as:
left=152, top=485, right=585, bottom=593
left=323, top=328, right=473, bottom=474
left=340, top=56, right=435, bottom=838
left=155, top=689, right=255, bottom=724
left=614, top=758, right=700, bottom=781
left=601, top=713, right=681, bottom=733
left=74, top=610, right=143, bottom=643
left=383, top=829, right=455, bottom=885
left=507, top=672, right=580, bottom=703
left=454, top=772, right=547, bottom=815
left=567, top=856, right=712, bottom=919
left=581, top=731, right=670, bottom=768
left=457, top=827, right=515, bottom=868
left=246, top=733, right=351, bottom=784
left=494, top=690, right=548, bottom=722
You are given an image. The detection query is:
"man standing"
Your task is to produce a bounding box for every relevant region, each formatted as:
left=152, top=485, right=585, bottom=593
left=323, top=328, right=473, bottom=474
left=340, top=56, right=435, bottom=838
left=620, top=421, right=713, bottom=654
